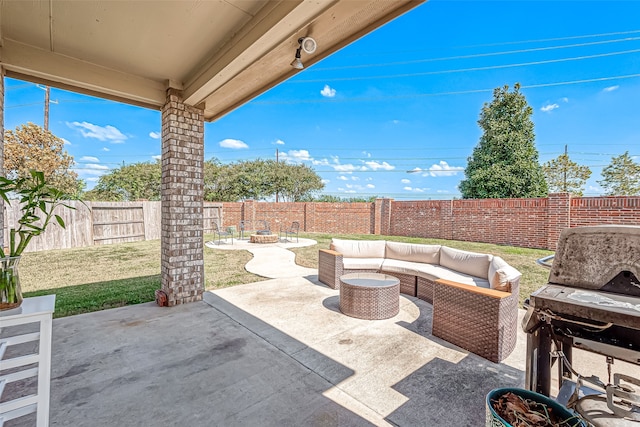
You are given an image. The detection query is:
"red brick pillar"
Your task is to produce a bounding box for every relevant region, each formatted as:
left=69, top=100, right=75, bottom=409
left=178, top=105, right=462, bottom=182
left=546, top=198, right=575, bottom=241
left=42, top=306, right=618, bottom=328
left=547, top=193, right=571, bottom=250
left=160, top=88, right=204, bottom=306
left=374, top=198, right=393, bottom=236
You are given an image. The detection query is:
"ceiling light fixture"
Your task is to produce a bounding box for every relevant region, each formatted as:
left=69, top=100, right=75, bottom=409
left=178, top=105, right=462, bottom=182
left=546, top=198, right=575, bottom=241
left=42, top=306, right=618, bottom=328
left=290, top=37, right=317, bottom=69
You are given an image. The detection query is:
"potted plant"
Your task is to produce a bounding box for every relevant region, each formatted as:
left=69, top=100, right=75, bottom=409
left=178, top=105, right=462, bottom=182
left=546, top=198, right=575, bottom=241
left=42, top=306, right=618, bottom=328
left=0, top=170, right=78, bottom=310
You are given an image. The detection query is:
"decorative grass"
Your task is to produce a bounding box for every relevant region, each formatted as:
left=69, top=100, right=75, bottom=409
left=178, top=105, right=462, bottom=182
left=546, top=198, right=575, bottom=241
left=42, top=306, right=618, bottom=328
left=19, top=232, right=552, bottom=317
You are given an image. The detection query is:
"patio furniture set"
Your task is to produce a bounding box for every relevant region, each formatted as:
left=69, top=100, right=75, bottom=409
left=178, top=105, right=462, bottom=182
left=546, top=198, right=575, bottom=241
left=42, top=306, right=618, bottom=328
left=318, top=238, right=522, bottom=363
left=209, top=220, right=300, bottom=245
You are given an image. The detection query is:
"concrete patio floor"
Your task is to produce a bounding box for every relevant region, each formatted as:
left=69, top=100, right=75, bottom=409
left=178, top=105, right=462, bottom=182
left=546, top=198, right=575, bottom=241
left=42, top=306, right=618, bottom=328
left=5, top=238, right=637, bottom=426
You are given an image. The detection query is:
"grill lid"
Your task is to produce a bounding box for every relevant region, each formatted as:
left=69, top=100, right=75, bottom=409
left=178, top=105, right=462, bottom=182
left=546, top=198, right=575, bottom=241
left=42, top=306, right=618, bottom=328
left=549, top=225, right=640, bottom=296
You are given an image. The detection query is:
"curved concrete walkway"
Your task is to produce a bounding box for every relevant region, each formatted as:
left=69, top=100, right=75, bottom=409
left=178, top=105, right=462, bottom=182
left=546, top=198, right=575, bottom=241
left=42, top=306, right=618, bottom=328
left=205, top=237, right=318, bottom=279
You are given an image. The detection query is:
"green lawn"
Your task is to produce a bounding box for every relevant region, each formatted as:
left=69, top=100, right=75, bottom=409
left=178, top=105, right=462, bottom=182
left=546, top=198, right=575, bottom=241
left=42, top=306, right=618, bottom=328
left=20, top=232, right=552, bottom=317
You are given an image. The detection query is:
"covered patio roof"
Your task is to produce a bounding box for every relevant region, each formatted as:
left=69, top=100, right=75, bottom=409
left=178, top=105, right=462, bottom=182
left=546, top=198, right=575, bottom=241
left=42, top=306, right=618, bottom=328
left=1, top=0, right=424, bottom=121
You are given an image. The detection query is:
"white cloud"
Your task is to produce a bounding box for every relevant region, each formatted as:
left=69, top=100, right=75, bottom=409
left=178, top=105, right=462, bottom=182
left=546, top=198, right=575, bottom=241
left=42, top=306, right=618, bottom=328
left=561, top=97, right=569, bottom=103
left=603, top=85, right=619, bottom=92
left=80, top=156, right=99, bottom=162
left=61, top=138, right=71, bottom=145
left=85, top=177, right=100, bottom=182
left=403, top=186, right=427, bottom=192
left=436, top=189, right=450, bottom=193
left=363, top=160, right=395, bottom=171
left=320, top=84, right=336, bottom=98
left=68, top=121, right=127, bottom=142
left=274, top=139, right=285, bottom=145
left=149, top=131, right=161, bottom=139
left=366, top=184, right=375, bottom=189
left=401, top=178, right=411, bottom=184
left=152, top=155, right=161, bottom=161
left=280, top=149, right=313, bottom=164
left=362, top=151, right=372, bottom=158
left=351, top=176, right=360, bottom=181
left=337, top=176, right=349, bottom=181
left=428, top=161, right=464, bottom=177
left=219, top=138, right=249, bottom=149
left=82, top=163, right=110, bottom=176
left=102, top=147, right=110, bottom=152
left=540, top=103, right=559, bottom=113
left=321, top=179, right=330, bottom=184
left=392, top=120, right=400, bottom=125
left=334, top=163, right=366, bottom=172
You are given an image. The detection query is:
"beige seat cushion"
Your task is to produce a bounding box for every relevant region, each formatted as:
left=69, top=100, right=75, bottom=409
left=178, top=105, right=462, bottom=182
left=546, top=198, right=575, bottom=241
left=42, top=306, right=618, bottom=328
left=343, top=257, right=384, bottom=270
left=439, top=246, right=492, bottom=279
left=381, top=259, right=490, bottom=288
left=331, top=239, right=386, bottom=258
left=489, top=256, right=522, bottom=292
left=385, top=241, right=441, bottom=264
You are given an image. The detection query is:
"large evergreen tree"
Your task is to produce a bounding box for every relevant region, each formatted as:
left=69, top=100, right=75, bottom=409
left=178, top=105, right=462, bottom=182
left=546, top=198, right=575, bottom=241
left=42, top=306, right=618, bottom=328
left=542, top=147, right=591, bottom=196
left=598, top=151, right=640, bottom=195
left=459, top=84, right=548, bottom=199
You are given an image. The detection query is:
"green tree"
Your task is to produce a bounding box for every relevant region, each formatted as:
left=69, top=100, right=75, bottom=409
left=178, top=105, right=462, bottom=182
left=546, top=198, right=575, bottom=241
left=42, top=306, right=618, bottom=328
left=87, top=161, right=161, bottom=201
left=275, top=162, right=324, bottom=202
left=598, top=151, right=640, bottom=195
left=4, top=122, right=82, bottom=195
left=459, top=84, right=548, bottom=199
left=542, top=148, right=592, bottom=196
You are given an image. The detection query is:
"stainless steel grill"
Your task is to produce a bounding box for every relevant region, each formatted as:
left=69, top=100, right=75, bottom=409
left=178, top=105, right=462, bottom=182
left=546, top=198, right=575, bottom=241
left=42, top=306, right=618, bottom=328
left=523, top=225, right=640, bottom=426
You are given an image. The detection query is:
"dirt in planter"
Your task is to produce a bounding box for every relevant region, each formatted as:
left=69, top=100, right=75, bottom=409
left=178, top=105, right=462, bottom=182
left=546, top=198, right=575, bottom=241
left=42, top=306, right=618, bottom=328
left=491, top=392, right=583, bottom=427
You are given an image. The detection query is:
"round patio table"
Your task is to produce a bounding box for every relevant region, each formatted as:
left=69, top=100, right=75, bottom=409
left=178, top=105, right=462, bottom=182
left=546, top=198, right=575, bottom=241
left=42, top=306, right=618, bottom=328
left=339, top=273, right=400, bottom=320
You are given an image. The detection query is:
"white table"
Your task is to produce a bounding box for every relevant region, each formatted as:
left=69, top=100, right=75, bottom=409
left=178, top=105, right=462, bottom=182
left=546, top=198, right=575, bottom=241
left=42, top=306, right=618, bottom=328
left=0, top=295, right=56, bottom=426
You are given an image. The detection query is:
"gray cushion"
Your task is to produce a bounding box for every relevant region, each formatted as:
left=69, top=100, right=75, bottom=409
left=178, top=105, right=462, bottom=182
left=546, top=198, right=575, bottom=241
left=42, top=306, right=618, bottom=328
left=331, top=239, right=386, bottom=258
left=439, top=246, right=492, bottom=279
left=385, top=241, right=441, bottom=264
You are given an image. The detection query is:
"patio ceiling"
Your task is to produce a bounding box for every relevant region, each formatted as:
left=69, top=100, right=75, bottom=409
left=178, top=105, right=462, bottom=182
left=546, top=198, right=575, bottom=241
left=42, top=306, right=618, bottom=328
left=0, top=0, right=424, bottom=121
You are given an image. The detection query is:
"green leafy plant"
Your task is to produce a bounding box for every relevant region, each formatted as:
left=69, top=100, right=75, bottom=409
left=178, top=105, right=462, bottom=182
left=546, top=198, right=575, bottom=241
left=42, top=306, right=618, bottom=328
left=0, top=170, right=80, bottom=308
left=0, top=170, right=77, bottom=257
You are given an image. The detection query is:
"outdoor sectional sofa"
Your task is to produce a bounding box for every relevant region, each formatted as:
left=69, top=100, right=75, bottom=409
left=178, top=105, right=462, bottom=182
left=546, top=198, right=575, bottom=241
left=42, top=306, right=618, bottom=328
left=318, top=239, right=522, bottom=363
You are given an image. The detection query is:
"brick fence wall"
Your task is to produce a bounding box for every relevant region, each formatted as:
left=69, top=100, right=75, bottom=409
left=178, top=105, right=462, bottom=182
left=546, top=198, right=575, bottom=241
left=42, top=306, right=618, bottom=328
left=219, top=194, right=640, bottom=250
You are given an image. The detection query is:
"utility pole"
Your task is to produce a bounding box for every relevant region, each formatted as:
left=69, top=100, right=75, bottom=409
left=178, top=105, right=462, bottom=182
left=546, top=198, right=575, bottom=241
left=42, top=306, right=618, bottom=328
left=563, top=144, right=568, bottom=193
left=275, top=149, right=279, bottom=203
left=44, top=86, right=50, bottom=130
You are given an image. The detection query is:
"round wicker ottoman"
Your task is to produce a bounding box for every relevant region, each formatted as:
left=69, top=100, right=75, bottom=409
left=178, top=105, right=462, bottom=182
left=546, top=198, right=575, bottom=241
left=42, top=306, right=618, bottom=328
left=339, top=273, right=400, bottom=320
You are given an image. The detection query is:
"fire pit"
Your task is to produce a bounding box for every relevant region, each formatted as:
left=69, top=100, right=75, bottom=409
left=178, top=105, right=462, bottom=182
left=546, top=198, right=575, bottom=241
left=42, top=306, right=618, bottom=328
left=250, top=233, right=278, bottom=244
left=523, top=225, right=640, bottom=425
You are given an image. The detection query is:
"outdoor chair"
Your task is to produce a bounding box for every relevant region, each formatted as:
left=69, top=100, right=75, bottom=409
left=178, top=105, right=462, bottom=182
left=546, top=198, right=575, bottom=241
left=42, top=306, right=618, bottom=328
left=279, top=221, right=300, bottom=242
left=255, top=220, right=270, bottom=235
left=239, top=220, right=252, bottom=240
left=210, top=222, right=233, bottom=245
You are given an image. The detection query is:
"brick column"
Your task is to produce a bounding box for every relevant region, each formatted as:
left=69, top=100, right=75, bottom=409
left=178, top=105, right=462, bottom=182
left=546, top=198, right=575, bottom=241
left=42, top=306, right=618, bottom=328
left=374, top=198, right=393, bottom=236
left=160, top=88, right=204, bottom=306
left=0, top=66, right=4, bottom=250
left=547, top=193, right=571, bottom=250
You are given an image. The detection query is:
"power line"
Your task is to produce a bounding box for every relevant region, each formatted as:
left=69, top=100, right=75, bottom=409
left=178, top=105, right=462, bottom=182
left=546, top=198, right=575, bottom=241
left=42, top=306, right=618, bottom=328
left=311, top=36, right=640, bottom=72
left=253, top=73, right=640, bottom=105
left=338, top=29, right=640, bottom=58
left=294, top=48, right=640, bottom=83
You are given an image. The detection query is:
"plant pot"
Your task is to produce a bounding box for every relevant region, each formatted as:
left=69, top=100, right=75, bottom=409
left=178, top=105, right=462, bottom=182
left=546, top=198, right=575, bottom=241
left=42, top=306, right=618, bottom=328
left=486, top=387, right=587, bottom=427
left=0, top=256, right=23, bottom=311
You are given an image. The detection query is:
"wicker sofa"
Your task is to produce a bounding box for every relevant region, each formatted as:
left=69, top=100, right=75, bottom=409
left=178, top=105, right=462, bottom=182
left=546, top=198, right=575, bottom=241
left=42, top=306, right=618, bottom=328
left=318, top=239, right=522, bottom=363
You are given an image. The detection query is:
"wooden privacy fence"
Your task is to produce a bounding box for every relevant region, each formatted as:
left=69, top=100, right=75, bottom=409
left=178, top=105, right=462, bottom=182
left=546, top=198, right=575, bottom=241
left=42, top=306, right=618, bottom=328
left=3, top=201, right=223, bottom=253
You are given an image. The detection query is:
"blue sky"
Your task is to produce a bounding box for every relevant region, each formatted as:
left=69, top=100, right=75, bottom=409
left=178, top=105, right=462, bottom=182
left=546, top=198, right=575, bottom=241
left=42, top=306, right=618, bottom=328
left=5, top=0, right=640, bottom=199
